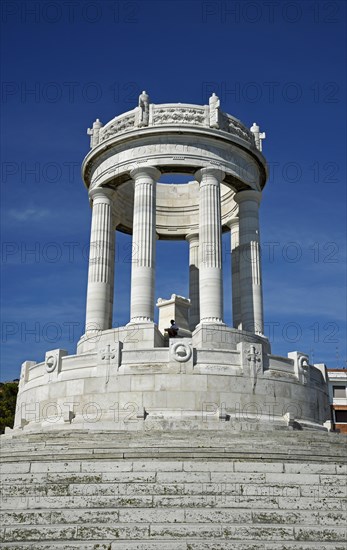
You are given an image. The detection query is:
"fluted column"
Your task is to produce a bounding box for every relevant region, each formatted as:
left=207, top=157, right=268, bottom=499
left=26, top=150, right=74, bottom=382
left=85, top=187, right=115, bottom=332
left=234, top=190, right=264, bottom=334
left=229, top=217, right=242, bottom=330
left=129, top=166, right=160, bottom=322
left=186, top=233, right=200, bottom=330
left=196, top=167, right=225, bottom=324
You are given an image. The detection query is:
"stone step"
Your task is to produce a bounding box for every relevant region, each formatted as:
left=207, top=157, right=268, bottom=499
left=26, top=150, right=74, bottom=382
left=1, top=430, right=346, bottom=547
left=1, top=544, right=346, bottom=550
left=1, top=524, right=346, bottom=543
left=1, top=449, right=345, bottom=463
left=2, top=430, right=346, bottom=451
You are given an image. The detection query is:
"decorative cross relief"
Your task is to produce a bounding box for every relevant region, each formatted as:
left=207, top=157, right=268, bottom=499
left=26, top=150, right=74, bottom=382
left=101, top=344, right=116, bottom=363
left=247, top=345, right=262, bottom=393
left=99, top=344, right=119, bottom=385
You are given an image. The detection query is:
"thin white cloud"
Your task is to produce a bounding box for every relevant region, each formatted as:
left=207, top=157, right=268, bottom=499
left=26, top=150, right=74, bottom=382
left=8, top=208, right=51, bottom=222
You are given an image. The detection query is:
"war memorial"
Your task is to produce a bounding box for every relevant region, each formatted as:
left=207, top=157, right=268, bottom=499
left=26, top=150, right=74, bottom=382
left=1, top=92, right=346, bottom=548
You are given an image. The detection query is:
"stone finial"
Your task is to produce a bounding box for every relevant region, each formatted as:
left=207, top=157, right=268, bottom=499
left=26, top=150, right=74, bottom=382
left=87, top=118, right=103, bottom=148
left=209, top=92, right=220, bottom=129
left=138, top=90, right=150, bottom=127
left=250, top=122, right=266, bottom=152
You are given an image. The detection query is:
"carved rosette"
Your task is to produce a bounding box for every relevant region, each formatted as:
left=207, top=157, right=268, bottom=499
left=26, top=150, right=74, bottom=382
left=45, top=354, right=58, bottom=373
left=44, top=349, right=68, bottom=375
left=170, top=341, right=192, bottom=363
left=298, top=355, right=310, bottom=385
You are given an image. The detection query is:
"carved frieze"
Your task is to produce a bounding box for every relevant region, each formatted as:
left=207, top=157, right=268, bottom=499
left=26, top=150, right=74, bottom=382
left=100, top=113, right=136, bottom=142
left=226, top=114, right=255, bottom=144
left=153, top=107, right=206, bottom=126
left=91, top=103, right=256, bottom=148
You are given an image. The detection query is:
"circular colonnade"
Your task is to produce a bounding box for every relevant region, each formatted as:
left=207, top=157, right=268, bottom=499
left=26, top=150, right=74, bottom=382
left=83, top=92, right=268, bottom=337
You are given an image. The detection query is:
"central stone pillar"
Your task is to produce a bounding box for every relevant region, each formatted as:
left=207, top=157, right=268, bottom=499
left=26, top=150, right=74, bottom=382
left=129, top=166, right=160, bottom=323
left=186, top=233, right=200, bottom=330
left=156, top=294, right=191, bottom=336
left=235, top=190, right=264, bottom=334
left=85, top=187, right=115, bottom=332
left=196, top=167, right=225, bottom=324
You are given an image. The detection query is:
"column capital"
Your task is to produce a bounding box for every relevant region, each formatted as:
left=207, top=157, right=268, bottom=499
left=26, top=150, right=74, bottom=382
left=195, top=166, right=225, bottom=183
left=234, top=189, right=262, bottom=205
left=88, top=186, right=114, bottom=202
left=185, top=232, right=199, bottom=244
left=228, top=217, right=239, bottom=229
left=130, top=166, right=161, bottom=181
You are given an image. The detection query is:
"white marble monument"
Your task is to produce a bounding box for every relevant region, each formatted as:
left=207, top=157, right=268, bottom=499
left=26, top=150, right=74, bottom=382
left=12, top=93, right=330, bottom=432
left=2, top=93, right=345, bottom=550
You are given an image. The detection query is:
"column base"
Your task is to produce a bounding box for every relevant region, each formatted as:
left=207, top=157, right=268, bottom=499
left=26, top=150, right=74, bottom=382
left=198, top=318, right=225, bottom=324
left=128, top=317, right=153, bottom=323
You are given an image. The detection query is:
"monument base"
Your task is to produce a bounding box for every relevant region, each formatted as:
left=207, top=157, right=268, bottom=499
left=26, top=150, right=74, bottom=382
left=14, top=327, right=329, bottom=433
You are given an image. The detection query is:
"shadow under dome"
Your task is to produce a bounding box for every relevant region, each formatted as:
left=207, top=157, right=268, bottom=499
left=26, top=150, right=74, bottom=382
left=113, top=177, right=237, bottom=240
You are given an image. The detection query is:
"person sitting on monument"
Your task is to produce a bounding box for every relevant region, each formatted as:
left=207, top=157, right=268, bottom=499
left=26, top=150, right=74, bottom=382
left=165, top=320, right=179, bottom=338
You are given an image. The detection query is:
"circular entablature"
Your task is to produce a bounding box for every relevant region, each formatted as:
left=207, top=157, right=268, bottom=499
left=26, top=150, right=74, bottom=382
left=82, top=126, right=267, bottom=193
left=111, top=179, right=237, bottom=238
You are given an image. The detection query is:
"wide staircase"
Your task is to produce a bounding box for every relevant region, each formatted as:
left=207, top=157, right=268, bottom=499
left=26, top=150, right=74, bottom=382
left=1, top=428, right=346, bottom=549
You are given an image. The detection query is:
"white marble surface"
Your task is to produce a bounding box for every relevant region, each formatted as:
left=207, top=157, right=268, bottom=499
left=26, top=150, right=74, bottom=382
left=186, top=233, right=200, bottom=330
left=229, top=217, right=241, bottom=330
left=129, top=167, right=160, bottom=323
left=85, top=188, right=115, bottom=332
left=196, top=167, right=225, bottom=324
left=235, top=190, right=264, bottom=334
left=11, top=95, right=330, bottom=437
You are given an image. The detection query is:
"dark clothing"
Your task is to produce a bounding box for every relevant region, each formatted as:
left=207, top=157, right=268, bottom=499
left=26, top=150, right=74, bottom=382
left=166, top=322, right=179, bottom=337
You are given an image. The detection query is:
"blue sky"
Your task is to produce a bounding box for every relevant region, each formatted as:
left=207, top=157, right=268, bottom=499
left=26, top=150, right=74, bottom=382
left=1, top=0, right=346, bottom=380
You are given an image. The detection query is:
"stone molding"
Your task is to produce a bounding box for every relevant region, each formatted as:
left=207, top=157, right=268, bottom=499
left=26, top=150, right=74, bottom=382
left=94, top=102, right=257, bottom=148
